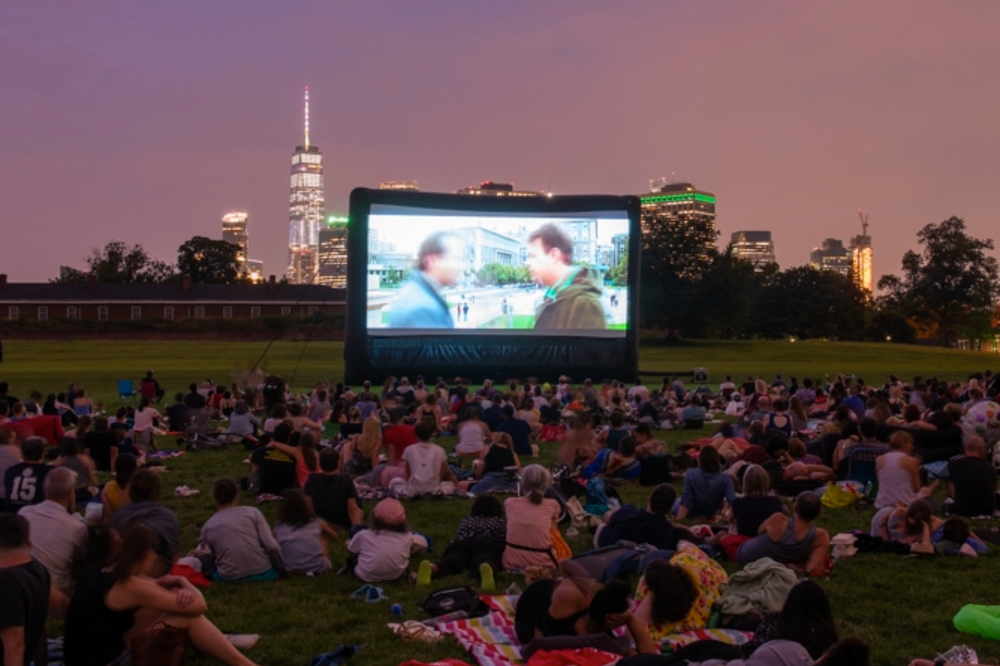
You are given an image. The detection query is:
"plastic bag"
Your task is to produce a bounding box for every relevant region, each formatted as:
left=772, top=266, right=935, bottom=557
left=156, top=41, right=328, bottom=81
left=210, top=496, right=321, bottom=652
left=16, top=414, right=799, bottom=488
left=820, top=482, right=860, bottom=509
left=954, top=604, right=1000, bottom=640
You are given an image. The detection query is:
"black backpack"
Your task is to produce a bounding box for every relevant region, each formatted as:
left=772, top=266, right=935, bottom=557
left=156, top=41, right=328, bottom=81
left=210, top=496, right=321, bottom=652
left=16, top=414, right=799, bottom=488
left=420, top=585, right=489, bottom=619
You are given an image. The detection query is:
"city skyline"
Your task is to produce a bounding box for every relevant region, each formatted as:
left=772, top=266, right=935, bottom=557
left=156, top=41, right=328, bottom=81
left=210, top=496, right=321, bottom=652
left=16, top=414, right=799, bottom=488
left=3, top=2, right=1000, bottom=283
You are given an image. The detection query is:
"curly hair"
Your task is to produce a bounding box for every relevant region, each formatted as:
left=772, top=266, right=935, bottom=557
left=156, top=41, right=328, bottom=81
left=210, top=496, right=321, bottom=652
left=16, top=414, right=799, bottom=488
left=643, top=561, right=698, bottom=625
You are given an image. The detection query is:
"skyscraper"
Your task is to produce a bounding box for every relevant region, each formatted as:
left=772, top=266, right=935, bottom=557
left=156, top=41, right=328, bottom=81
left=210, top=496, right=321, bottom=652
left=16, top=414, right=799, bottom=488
left=318, top=215, right=349, bottom=288
left=286, top=86, right=325, bottom=284
left=222, top=212, right=249, bottom=264
left=809, top=238, right=852, bottom=276
left=638, top=181, right=718, bottom=275
left=730, top=231, right=776, bottom=271
left=850, top=211, right=873, bottom=293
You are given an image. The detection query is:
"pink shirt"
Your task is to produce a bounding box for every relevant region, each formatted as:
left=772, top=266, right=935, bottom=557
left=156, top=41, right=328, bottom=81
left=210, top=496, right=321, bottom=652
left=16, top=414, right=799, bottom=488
left=502, top=496, right=561, bottom=570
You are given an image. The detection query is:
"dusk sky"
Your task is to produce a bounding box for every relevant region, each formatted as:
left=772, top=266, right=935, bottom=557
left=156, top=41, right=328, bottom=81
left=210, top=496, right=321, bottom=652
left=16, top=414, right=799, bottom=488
left=3, top=1, right=999, bottom=283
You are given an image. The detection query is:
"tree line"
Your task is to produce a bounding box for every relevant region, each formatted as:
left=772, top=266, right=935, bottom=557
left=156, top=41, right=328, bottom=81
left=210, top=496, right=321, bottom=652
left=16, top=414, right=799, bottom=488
left=639, top=212, right=999, bottom=346
left=54, top=237, right=248, bottom=285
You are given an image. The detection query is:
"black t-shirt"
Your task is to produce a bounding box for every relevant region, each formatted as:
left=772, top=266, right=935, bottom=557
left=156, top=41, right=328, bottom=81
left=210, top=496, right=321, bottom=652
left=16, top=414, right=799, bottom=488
left=83, top=431, right=116, bottom=471
left=251, top=446, right=298, bottom=494
left=165, top=403, right=191, bottom=431
left=338, top=422, right=363, bottom=439
left=538, top=405, right=561, bottom=425
left=184, top=392, right=206, bottom=410
left=497, top=418, right=533, bottom=456
left=732, top=495, right=784, bottom=537
left=0, top=558, right=50, bottom=666
left=598, top=504, right=677, bottom=550
left=3, top=463, right=51, bottom=513
left=948, top=456, right=997, bottom=517
left=303, top=473, right=358, bottom=529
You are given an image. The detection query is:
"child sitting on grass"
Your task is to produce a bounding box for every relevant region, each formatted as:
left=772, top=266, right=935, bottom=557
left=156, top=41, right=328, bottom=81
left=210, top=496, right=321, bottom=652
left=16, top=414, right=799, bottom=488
left=275, top=488, right=332, bottom=574
left=345, top=498, right=427, bottom=582
left=416, top=495, right=506, bottom=590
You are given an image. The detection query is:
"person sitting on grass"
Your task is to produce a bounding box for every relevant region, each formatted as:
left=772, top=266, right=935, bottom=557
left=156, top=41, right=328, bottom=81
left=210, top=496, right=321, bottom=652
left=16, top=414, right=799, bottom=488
left=455, top=406, right=491, bottom=462
left=503, top=465, right=562, bottom=571
left=557, top=416, right=598, bottom=468
left=709, top=464, right=785, bottom=560
left=416, top=495, right=506, bottom=589
left=274, top=489, right=332, bottom=575
left=462, top=432, right=521, bottom=493
left=345, top=498, right=427, bottom=583
left=303, top=448, right=363, bottom=538
left=101, top=453, right=137, bottom=528
left=226, top=400, right=260, bottom=441
left=340, top=416, right=381, bottom=479
left=675, top=446, right=735, bottom=521
left=56, top=436, right=100, bottom=504
left=874, top=430, right=923, bottom=510
left=250, top=422, right=299, bottom=496
left=266, top=429, right=320, bottom=488
left=200, top=477, right=284, bottom=582
left=513, top=566, right=657, bottom=655
left=497, top=405, right=534, bottom=457
left=389, top=420, right=457, bottom=497
left=4, top=437, right=52, bottom=513
left=633, top=541, right=728, bottom=640
left=597, top=411, right=631, bottom=451
left=736, top=491, right=830, bottom=577
left=632, top=423, right=667, bottom=460
left=64, top=521, right=261, bottom=666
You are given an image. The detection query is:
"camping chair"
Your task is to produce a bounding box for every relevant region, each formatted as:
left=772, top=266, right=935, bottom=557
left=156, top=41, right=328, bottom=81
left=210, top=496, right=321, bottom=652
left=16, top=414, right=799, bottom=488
left=117, top=380, right=138, bottom=405
left=847, top=446, right=888, bottom=488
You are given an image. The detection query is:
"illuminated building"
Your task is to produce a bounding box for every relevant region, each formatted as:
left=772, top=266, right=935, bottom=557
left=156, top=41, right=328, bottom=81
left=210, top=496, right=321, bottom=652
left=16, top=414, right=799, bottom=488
left=380, top=181, right=419, bottom=191
left=456, top=181, right=543, bottom=197
left=639, top=181, right=718, bottom=273
left=809, top=238, right=852, bottom=277
left=246, top=260, right=264, bottom=284
left=286, top=86, right=325, bottom=284
left=731, top=231, right=776, bottom=271
left=318, top=216, right=349, bottom=288
left=850, top=211, right=873, bottom=293
left=222, top=212, right=249, bottom=264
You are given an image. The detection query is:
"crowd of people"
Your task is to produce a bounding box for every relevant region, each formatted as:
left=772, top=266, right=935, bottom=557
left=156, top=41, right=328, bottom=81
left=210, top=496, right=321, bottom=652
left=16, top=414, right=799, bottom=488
left=0, top=369, right=996, bottom=666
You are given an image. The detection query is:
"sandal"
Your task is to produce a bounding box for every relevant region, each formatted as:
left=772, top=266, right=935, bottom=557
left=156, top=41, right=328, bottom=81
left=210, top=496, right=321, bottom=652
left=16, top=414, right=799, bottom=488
left=389, top=621, right=441, bottom=643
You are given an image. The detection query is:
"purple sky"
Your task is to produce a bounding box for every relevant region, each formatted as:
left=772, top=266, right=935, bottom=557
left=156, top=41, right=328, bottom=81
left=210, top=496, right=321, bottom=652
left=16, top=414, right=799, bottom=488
left=3, top=1, right=999, bottom=283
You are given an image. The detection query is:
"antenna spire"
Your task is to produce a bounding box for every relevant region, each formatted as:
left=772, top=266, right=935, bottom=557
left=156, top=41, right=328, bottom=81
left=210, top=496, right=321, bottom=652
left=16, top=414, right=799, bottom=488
left=303, top=86, right=310, bottom=150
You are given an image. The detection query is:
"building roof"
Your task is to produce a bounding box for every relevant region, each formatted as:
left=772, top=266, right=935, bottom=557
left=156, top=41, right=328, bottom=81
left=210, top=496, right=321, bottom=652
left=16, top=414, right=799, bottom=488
left=0, top=281, right=345, bottom=304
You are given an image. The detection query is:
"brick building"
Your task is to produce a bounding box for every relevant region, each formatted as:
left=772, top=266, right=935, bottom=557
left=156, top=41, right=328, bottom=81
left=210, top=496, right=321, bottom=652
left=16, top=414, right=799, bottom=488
left=0, top=274, right=345, bottom=322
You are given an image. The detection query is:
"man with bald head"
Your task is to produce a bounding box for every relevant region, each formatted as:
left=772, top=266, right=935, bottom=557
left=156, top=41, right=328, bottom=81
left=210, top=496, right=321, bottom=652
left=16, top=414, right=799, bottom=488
left=18, top=467, right=88, bottom=597
left=947, top=435, right=998, bottom=517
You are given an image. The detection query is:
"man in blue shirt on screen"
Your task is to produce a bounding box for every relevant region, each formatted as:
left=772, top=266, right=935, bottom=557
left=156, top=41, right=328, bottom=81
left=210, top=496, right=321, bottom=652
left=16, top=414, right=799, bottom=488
left=387, top=232, right=464, bottom=329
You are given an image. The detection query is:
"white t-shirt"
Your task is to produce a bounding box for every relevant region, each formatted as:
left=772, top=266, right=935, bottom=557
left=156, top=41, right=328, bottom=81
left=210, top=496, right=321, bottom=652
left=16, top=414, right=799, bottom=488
left=133, top=407, right=158, bottom=432
left=402, top=441, right=447, bottom=496
left=628, top=385, right=649, bottom=402
left=347, top=529, right=428, bottom=582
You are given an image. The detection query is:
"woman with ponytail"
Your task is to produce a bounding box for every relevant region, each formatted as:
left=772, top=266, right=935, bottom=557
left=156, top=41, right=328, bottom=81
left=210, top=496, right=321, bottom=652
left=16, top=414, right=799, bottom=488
left=502, top=465, right=562, bottom=570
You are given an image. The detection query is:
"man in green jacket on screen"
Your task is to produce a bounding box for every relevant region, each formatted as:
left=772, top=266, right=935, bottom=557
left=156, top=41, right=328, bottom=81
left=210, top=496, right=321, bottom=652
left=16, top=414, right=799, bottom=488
left=526, top=223, right=606, bottom=331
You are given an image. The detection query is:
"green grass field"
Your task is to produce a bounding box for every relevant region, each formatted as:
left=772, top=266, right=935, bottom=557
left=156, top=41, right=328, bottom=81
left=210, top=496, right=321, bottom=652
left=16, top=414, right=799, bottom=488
left=6, top=339, right=1000, bottom=665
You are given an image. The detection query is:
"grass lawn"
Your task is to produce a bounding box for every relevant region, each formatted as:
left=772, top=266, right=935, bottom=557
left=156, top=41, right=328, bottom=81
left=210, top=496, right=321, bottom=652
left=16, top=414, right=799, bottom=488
left=4, top=338, right=1000, bottom=664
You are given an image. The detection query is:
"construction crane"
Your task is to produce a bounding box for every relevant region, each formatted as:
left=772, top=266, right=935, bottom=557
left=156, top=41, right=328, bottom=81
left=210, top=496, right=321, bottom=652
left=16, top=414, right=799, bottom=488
left=857, top=209, right=869, bottom=237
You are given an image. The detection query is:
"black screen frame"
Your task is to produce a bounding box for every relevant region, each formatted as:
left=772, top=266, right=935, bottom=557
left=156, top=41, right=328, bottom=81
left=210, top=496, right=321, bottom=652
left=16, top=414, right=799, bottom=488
left=344, top=187, right=641, bottom=384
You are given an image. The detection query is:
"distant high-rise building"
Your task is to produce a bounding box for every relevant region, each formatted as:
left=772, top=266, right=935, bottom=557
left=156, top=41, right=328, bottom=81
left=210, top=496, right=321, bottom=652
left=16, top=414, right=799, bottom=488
left=380, top=181, right=419, bottom=191
left=246, top=259, right=264, bottom=283
left=222, top=212, right=249, bottom=263
left=850, top=211, right=873, bottom=293
left=456, top=181, right=543, bottom=197
left=730, top=231, right=776, bottom=271
left=318, top=216, right=349, bottom=288
left=638, top=181, right=718, bottom=272
left=810, top=238, right=852, bottom=276
left=287, top=86, right=325, bottom=284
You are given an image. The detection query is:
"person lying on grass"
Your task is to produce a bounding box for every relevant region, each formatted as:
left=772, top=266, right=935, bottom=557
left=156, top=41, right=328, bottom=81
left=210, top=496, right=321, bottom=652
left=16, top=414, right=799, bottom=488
left=513, top=563, right=657, bottom=655
left=64, top=521, right=261, bottom=666
left=735, top=491, right=830, bottom=577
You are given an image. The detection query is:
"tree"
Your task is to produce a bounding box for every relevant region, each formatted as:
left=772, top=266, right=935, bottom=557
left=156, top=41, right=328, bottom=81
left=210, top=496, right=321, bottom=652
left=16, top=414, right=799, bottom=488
left=608, top=247, right=628, bottom=287
left=748, top=266, right=868, bottom=340
left=687, top=245, right=761, bottom=338
left=55, top=240, right=173, bottom=283
left=176, top=236, right=245, bottom=284
left=878, top=217, right=1000, bottom=346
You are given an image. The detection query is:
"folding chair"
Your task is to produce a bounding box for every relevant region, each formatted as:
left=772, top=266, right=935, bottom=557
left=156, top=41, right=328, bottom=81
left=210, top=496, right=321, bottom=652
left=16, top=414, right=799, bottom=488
left=847, top=446, right=888, bottom=487
left=117, top=379, right=138, bottom=405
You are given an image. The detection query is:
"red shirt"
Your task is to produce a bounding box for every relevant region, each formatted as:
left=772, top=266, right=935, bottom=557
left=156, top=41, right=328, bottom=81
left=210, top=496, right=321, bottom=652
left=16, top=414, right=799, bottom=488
left=383, top=425, right=418, bottom=464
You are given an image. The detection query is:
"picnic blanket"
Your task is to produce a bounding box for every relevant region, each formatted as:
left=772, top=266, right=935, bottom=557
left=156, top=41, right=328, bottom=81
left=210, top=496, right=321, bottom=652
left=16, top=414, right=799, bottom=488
left=147, top=450, right=186, bottom=459
left=435, top=595, right=753, bottom=666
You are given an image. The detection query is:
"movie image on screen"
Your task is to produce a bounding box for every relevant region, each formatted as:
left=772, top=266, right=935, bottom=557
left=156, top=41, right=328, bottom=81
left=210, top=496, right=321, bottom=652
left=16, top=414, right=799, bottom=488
left=366, top=207, right=629, bottom=337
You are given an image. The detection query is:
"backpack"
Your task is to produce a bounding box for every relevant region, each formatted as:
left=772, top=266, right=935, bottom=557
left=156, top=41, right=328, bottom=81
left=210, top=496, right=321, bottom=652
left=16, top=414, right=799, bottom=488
left=420, top=586, right=489, bottom=619
left=568, top=541, right=659, bottom=583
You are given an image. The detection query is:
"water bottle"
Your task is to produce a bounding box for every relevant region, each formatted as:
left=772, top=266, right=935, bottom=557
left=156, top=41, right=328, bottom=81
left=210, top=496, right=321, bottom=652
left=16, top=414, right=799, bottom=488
left=391, top=604, right=403, bottom=617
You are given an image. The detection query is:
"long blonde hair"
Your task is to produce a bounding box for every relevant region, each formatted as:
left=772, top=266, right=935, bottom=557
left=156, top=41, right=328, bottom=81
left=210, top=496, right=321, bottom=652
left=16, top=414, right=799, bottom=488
left=356, top=416, right=383, bottom=458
